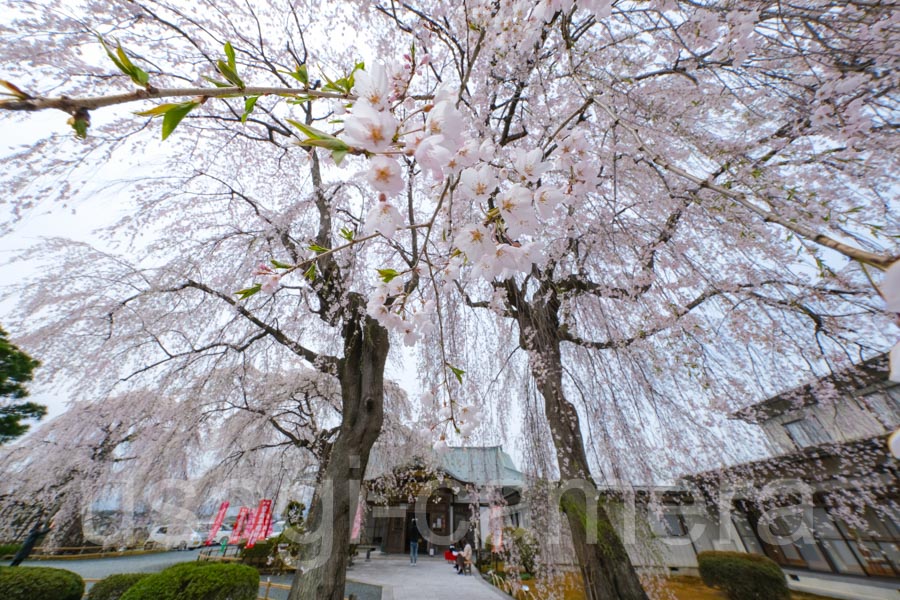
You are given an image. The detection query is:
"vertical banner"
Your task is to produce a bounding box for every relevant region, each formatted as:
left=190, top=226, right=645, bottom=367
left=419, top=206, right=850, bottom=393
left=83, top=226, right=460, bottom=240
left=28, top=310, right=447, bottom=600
left=244, top=499, right=272, bottom=549
left=350, top=499, right=364, bottom=543
left=228, top=507, right=250, bottom=545
left=205, top=501, right=230, bottom=545
left=490, top=506, right=504, bottom=552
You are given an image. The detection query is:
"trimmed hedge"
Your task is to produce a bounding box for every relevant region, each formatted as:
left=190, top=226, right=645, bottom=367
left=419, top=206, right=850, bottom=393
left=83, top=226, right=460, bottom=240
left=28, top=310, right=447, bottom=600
left=0, top=565, right=84, bottom=600
left=120, top=561, right=259, bottom=600
left=698, top=550, right=789, bottom=600
left=87, top=573, right=150, bottom=600
left=238, top=536, right=294, bottom=572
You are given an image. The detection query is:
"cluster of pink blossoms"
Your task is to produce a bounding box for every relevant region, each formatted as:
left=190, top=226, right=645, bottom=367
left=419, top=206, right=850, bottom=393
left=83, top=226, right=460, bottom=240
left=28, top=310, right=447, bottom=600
left=420, top=389, right=485, bottom=447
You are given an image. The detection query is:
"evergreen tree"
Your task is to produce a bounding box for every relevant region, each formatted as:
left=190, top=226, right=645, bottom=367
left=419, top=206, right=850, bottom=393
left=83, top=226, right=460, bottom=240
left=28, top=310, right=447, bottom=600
left=0, top=326, right=43, bottom=444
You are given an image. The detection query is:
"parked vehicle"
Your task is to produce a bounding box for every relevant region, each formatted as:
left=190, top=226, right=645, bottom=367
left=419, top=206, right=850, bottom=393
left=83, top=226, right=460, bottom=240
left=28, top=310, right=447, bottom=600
left=145, top=524, right=203, bottom=550
left=198, top=522, right=234, bottom=546
left=268, top=520, right=286, bottom=539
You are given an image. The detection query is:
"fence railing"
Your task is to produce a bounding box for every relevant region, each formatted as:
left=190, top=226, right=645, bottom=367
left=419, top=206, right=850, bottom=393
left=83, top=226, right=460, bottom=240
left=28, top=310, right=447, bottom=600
left=5, top=546, right=163, bottom=560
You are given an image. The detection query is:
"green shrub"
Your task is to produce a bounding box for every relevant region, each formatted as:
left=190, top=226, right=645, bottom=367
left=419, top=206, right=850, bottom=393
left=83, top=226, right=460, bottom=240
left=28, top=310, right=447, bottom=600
left=503, top=527, right=538, bottom=575
left=87, top=573, right=150, bottom=600
left=238, top=536, right=294, bottom=572
left=238, top=538, right=275, bottom=561
left=698, top=550, right=789, bottom=600
left=0, top=565, right=84, bottom=600
left=0, top=543, right=21, bottom=557
left=120, top=562, right=259, bottom=600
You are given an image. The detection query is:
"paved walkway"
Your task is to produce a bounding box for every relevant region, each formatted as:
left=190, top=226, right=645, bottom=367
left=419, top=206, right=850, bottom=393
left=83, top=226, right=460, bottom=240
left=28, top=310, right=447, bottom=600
left=20, top=549, right=511, bottom=599
left=345, top=554, right=512, bottom=600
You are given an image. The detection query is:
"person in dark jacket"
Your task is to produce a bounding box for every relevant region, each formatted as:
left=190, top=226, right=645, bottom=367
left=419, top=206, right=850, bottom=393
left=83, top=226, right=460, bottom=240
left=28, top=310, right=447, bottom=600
left=407, top=517, right=421, bottom=565
left=10, top=517, right=53, bottom=567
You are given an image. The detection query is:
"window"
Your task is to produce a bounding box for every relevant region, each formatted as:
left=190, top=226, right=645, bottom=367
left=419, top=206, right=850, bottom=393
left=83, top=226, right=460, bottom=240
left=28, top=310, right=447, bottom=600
left=731, top=513, right=764, bottom=555
left=649, top=509, right=687, bottom=537
left=784, top=416, right=830, bottom=448
left=661, top=513, right=688, bottom=537
left=863, top=387, right=900, bottom=429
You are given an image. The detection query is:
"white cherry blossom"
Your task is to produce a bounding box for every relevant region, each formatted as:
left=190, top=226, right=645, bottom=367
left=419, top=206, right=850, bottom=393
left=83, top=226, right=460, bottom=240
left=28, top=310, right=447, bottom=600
left=342, top=102, right=398, bottom=153
left=363, top=197, right=404, bottom=239
left=513, top=147, right=551, bottom=183
left=499, top=184, right=539, bottom=238
left=366, top=155, right=404, bottom=196
left=454, top=224, right=493, bottom=261
left=352, top=61, right=392, bottom=111
left=414, top=135, right=453, bottom=181
left=425, top=101, right=465, bottom=152
left=459, top=164, right=498, bottom=201
left=534, top=185, right=565, bottom=218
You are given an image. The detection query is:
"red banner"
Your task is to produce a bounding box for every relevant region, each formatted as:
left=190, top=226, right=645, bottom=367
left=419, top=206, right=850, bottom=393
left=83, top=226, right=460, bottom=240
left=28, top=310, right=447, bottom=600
left=229, top=507, right=250, bottom=544
left=244, top=499, right=272, bottom=549
left=205, top=501, right=230, bottom=546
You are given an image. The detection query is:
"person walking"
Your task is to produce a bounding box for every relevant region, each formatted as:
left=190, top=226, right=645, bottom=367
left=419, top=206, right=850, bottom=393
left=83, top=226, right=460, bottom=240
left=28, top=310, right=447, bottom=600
left=10, top=516, right=53, bottom=567
left=407, top=517, right=421, bottom=566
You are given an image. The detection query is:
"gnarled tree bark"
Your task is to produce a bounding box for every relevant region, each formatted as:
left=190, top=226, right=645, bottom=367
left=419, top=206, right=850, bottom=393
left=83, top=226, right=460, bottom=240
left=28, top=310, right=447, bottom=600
left=290, top=304, right=389, bottom=600
left=512, top=285, right=648, bottom=600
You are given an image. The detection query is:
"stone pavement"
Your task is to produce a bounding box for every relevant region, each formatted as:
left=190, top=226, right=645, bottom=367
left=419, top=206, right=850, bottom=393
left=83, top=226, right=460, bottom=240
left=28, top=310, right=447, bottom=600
left=345, top=553, right=512, bottom=600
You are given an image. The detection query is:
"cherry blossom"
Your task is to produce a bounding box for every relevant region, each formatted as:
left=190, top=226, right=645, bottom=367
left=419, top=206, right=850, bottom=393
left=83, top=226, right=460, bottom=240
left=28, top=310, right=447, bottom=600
left=534, top=185, right=565, bottom=219
left=413, top=134, right=453, bottom=181
left=425, top=101, right=465, bottom=152
left=453, top=224, right=493, bottom=265
left=365, top=155, right=404, bottom=197
left=352, top=61, right=392, bottom=111
left=342, top=101, right=398, bottom=153
left=362, top=197, right=404, bottom=239
left=459, top=164, right=498, bottom=202
left=513, top=148, right=552, bottom=183
left=498, top=184, right=539, bottom=238
left=260, top=274, right=281, bottom=294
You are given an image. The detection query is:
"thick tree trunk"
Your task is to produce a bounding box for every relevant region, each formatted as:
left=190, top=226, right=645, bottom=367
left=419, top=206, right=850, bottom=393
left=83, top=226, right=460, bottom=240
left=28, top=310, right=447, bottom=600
left=290, top=313, right=389, bottom=600
left=518, top=296, right=648, bottom=600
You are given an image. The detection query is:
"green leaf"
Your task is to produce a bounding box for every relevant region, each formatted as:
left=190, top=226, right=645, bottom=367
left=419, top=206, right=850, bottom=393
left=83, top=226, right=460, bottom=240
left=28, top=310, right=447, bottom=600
left=99, top=36, right=128, bottom=73
left=321, top=62, right=363, bottom=94
left=135, top=102, right=185, bottom=117
left=270, top=259, right=293, bottom=269
left=241, top=95, right=259, bottom=124
left=115, top=44, right=135, bottom=71
left=446, top=364, right=465, bottom=384
left=224, top=41, right=236, bottom=71
left=217, top=60, right=244, bottom=88
left=286, top=119, right=351, bottom=155
left=296, top=63, right=308, bottom=85
left=339, top=228, right=354, bottom=241
left=321, top=72, right=342, bottom=93
left=304, top=264, right=317, bottom=281
left=235, top=283, right=262, bottom=299
left=309, top=244, right=330, bottom=254
left=285, top=119, right=331, bottom=140
left=99, top=37, right=149, bottom=87
left=331, top=148, right=348, bottom=166
left=160, top=101, right=199, bottom=140
left=201, top=75, right=231, bottom=88
left=131, top=67, right=150, bottom=86
left=299, top=137, right=350, bottom=152
left=68, top=115, right=89, bottom=139
left=377, top=268, right=400, bottom=283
